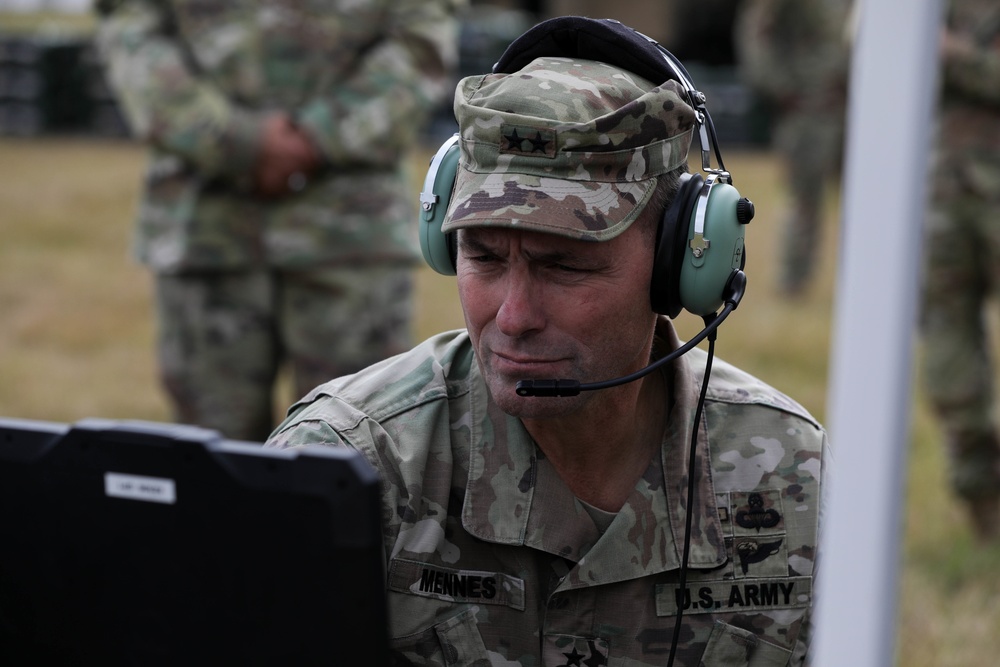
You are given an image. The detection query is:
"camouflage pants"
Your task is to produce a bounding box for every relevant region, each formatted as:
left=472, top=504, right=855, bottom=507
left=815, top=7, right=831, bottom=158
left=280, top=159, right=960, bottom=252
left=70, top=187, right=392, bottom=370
left=155, top=264, right=414, bottom=442
left=773, top=110, right=843, bottom=294
left=921, top=194, right=1000, bottom=499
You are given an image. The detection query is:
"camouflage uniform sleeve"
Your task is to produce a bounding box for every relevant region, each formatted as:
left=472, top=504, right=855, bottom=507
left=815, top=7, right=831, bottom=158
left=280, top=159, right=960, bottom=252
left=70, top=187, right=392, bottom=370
left=941, top=8, right=1000, bottom=108
left=734, top=0, right=847, bottom=106
left=796, top=428, right=833, bottom=667
left=265, top=418, right=348, bottom=451
left=294, top=0, right=465, bottom=167
left=93, top=0, right=262, bottom=183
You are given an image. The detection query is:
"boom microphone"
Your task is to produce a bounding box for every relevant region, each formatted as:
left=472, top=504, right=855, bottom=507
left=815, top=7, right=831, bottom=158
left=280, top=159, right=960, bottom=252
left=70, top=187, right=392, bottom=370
left=515, top=270, right=747, bottom=398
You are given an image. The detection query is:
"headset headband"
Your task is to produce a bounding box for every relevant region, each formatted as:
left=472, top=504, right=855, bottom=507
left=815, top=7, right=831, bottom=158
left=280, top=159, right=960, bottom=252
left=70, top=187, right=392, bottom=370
left=493, top=16, right=725, bottom=175
left=493, top=16, right=685, bottom=82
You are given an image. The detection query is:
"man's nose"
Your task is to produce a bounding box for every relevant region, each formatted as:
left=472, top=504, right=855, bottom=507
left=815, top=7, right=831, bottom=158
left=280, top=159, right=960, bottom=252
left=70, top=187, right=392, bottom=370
left=495, top=268, right=545, bottom=338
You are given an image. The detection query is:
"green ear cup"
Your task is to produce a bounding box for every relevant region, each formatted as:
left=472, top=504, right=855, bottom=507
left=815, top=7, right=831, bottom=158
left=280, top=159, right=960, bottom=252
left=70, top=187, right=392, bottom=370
left=418, top=134, right=461, bottom=276
left=679, top=174, right=748, bottom=316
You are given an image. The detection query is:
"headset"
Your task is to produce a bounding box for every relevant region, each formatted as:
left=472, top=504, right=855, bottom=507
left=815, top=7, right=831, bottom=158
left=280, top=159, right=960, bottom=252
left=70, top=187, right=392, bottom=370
left=418, top=16, right=754, bottom=321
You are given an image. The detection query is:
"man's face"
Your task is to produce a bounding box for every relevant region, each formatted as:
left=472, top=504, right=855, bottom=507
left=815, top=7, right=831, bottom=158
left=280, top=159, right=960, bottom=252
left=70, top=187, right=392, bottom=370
left=456, top=222, right=658, bottom=419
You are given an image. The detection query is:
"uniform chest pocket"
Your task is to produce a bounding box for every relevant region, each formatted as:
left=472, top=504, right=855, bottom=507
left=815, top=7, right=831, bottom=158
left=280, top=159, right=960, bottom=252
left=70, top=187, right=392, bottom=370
left=700, top=621, right=793, bottom=667
left=386, top=558, right=525, bottom=666
left=387, top=606, right=492, bottom=667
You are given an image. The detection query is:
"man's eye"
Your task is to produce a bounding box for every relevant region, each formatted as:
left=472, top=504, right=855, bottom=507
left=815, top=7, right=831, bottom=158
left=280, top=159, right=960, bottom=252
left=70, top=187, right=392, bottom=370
left=552, top=263, right=587, bottom=273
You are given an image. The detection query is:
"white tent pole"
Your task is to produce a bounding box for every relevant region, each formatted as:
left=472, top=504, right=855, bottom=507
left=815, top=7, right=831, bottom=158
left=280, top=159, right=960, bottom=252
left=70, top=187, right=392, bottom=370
left=812, top=1, right=944, bottom=666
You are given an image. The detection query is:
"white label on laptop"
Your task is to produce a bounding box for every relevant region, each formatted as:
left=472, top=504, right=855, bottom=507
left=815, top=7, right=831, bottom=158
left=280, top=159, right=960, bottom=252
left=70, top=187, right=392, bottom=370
left=104, top=472, right=177, bottom=505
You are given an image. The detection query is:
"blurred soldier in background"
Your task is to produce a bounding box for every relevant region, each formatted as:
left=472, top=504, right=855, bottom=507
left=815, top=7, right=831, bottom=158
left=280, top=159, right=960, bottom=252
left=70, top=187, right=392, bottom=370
left=93, top=0, right=464, bottom=441
left=734, top=0, right=851, bottom=296
left=922, top=0, right=1000, bottom=542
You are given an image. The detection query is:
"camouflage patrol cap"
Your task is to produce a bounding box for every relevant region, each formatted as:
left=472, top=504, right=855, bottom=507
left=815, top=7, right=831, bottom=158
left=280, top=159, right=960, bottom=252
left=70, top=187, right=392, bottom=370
left=441, top=56, right=697, bottom=242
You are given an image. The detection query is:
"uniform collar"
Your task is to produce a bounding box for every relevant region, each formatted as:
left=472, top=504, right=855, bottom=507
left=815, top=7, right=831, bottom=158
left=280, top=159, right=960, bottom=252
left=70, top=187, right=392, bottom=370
left=461, top=318, right=727, bottom=583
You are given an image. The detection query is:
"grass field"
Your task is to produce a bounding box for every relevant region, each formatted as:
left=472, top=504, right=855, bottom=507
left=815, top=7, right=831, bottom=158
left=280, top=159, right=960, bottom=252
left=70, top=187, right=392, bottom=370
left=2, top=136, right=999, bottom=664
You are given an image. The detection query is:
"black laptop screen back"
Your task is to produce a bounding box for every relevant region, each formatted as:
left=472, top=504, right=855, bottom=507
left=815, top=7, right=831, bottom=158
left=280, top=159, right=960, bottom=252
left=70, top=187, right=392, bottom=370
left=0, top=417, right=389, bottom=666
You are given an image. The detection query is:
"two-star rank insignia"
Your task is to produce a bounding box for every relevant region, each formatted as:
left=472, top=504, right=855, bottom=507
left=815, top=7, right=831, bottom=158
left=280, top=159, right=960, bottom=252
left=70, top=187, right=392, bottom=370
left=546, top=637, right=608, bottom=667
left=559, top=640, right=607, bottom=667
left=500, top=125, right=556, bottom=157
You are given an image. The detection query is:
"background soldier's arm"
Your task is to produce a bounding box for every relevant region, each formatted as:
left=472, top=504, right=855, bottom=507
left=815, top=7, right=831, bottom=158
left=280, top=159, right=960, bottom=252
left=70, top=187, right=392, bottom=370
left=93, top=0, right=262, bottom=186
left=293, top=0, right=464, bottom=168
left=940, top=6, right=1000, bottom=108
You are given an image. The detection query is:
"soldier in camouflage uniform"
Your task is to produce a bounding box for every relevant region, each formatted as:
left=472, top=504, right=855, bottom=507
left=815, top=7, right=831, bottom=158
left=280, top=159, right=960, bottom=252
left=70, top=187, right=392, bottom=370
left=921, top=0, right=1000, bottom=542
left=734, top=0, right=851, bottom=295
left=92, top=0, right=464, bottom=441
left=268, top=20, right=828, bottom=666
